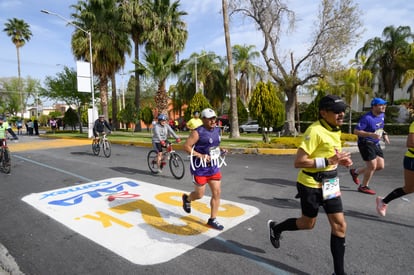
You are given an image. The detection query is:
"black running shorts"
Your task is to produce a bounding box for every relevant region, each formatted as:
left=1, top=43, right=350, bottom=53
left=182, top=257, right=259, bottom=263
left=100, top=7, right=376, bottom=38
left=296, top=182, right=343, bottom=218
left=358, top=142, right=383, bottom=161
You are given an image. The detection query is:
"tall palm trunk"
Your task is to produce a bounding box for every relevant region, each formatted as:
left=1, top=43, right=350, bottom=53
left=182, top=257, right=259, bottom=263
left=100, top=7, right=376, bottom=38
left=134, top=41, right=142, bottom=132
left=111, top=73, right=118, bottom=130
left=99, top=77, right=109, bottom=119
left=16, top=46, right=24, bottom=118
left=222, top=0, right=239, bottom=138
left=155, top=80, right=169, bottom=115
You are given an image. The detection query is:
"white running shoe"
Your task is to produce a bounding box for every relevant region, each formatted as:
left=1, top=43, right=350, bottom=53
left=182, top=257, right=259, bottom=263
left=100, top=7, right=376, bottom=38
left=376, top=196, right=387, bottom=217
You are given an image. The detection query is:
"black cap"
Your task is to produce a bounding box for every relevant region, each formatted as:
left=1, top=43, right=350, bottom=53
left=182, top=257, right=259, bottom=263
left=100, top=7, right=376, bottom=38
left=319, top=95, right=347, bottom=113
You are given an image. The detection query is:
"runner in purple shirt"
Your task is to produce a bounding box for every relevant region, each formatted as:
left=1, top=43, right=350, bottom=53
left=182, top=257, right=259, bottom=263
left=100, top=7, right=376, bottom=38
left=349, top=98, right=390, bottom=195
left=181, top=108, right=227, bottom=230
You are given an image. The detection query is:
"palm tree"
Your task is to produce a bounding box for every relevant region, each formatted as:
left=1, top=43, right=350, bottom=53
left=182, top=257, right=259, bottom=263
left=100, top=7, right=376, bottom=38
left=71, top=0, right=131, bottom=120
left=136, top=49, right=179, bottom=115
left=335, top=67, right=372, bottom=133
left=176, top=52, right=227, bottom=111
left=143, top=0, right=187, bottom=115
left=398, top=43, right=414, bottom=102
left=356, top=25, right=414, bottom=104
left=118, top=0, right=151, bottom=131
left=232, top=44, right=262, bottom=107
left=3, top=18, right=32, bottom=117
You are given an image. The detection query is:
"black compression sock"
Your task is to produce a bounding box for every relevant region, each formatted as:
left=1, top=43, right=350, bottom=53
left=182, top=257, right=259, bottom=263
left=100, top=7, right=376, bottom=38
left=331, top=234, right=345, bottom=275
left=383, top=187, right=406, bottom=204
left=273, top=218, right=298, bottom=233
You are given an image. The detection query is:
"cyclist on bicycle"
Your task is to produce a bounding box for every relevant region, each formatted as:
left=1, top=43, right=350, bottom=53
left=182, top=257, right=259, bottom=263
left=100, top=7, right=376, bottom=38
left=93, top=115, right=112, bottom=140
left=152, top=114, right=181, bottom=173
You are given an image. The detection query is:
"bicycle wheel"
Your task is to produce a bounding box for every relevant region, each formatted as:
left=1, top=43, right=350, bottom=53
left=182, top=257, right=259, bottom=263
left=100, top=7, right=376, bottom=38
left=103, top=140, right=111, bottom=158
left=169, top=152, right=185, bottom=179
left=1, top=149, right=11, bottom=174
left=92, top=139, right=100, bottom=156
left=147, top=150, right=159, bottom=174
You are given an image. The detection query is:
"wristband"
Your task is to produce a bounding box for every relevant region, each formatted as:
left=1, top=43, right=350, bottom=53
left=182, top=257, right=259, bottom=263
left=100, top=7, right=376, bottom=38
left=315, top=157, right=326, bottom=168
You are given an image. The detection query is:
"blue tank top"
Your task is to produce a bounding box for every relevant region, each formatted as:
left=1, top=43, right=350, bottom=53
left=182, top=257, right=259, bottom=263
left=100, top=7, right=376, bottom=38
left=190, top=126, right=221, bottom=176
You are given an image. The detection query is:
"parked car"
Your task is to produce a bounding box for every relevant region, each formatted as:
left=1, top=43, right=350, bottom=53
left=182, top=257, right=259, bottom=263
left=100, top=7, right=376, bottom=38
left=239, top=120, right=273, bottom=133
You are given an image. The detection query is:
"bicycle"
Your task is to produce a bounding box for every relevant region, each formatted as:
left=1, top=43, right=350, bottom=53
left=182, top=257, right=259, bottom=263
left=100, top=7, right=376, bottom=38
left=92, top=133, right=111, bottom=158
left=0, top=138, right=11, bottom=174
left=147, top=141, right=185, bottom=179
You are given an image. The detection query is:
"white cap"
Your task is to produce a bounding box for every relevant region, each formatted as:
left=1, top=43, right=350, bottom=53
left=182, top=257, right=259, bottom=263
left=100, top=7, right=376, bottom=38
left=201, top=108, right=217, bottom=118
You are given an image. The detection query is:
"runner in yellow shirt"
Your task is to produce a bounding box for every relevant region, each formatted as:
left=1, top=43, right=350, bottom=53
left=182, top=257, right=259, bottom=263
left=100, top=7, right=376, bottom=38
left=267, top=95, right=353, bottom=275
left=186, top=111, right=202, bottom=131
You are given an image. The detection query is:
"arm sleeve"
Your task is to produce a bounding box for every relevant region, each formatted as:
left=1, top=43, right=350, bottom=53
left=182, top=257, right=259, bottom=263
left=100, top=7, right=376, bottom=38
left=167, top=125, right=179, bottom=139
left=153, top=125, right=162, bottom=142
left=105, top=121, right=112, bottom=131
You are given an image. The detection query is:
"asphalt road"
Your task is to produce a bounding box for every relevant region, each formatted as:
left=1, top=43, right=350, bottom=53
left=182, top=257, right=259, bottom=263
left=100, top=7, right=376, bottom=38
left=0, top=135, right=413, bottom=275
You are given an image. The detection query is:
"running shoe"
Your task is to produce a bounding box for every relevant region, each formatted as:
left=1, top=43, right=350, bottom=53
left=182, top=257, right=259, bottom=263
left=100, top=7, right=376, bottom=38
left=182, top=194, right=191, bottom=213
left=349, top=169, right=360, bottom=185
left=267, top=220, right=281, bottom=249
left=207, top=218, right=224, bottom=231
left=358, top=185, right=376, bottom=195
left=376, top=196, right=387, bottom=217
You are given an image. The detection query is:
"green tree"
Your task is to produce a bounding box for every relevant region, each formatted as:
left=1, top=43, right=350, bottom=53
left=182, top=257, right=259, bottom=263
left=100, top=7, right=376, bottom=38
left=3, top=18, right=33, bottom=117
left=230, top=0, right=363, bottom=135
left=398, top=43, right=414, bottom=102
left=137, top=49, right=179, bottom=115
left=64, top=107, right=79, bottom=130
left=140, top=106, right=154, bottom=132
left=356, top=25, right=414, bottom=104
left=137, top=0, right=187, bottom=117
left=249, top=81, right=284, bottom=142
left=185, top=93, right=212, bottom=121
left=1, top=78, right=23, bottom=115
left=43, top=66, right=91, bottom=133
left=71, top=0, right=131, bottom=120
left=333, top=66, right=373, bottom=133
left=236, top=97, right=248, bottom=124
left=118, top=102, right=139, bottom=131
left=302, top=90, right=327, bottom=122
left=118, top=0, right=152, bottom=132
left=232, top=44, right=262, bottom=107
left=177, top=52, right=227, bottom=111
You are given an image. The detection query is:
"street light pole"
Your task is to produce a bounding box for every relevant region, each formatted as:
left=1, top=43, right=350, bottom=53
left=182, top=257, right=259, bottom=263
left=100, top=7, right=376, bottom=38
left=40, top=9, right=95, bottom=122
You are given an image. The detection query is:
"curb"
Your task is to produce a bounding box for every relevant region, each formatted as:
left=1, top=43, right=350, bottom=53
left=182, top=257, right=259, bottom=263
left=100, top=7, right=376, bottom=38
left=37, top=135, right=360, bottom=155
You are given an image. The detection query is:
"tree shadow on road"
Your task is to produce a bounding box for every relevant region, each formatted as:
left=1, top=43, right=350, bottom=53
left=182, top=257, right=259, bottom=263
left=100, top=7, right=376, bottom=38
left=199, top=238, right=309, bottom=275
left=110, top=166, right=151, bottom=175
left=244, top=177, right=296, bottom=187
left=344, top=209, right=414, bottom=229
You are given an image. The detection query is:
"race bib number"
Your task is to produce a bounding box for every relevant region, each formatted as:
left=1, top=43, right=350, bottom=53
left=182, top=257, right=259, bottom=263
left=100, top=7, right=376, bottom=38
left=209, top=146, right=221, bottom=160
left=375, top=129, right=384, bottom=137
left=322, top=177, right=341, bottom=200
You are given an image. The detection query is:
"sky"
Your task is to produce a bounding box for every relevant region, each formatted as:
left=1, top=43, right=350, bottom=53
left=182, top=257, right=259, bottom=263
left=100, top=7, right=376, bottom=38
left=0, top=0, right=414, bottom=95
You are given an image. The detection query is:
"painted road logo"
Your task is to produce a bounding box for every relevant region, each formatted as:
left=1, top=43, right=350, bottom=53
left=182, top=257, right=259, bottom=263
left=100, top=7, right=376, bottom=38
left=22, top=177, right=259, bottom=265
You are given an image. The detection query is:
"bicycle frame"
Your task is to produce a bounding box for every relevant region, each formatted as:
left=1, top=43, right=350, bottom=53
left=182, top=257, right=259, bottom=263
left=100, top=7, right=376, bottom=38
left=147, top=142, right=185, bottom=179
left=92, top=133, right=111, bottom=158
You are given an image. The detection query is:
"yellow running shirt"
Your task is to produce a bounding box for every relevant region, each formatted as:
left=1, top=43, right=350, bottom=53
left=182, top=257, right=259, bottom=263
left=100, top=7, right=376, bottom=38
left=297, top=119, right=342, bottom=189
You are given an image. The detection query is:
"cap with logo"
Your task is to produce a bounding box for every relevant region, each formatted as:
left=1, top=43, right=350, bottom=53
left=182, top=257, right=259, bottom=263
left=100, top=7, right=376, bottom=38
left=319, top=95, right=347, bottom=113
left=201, top=108, right=217, bottom=118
